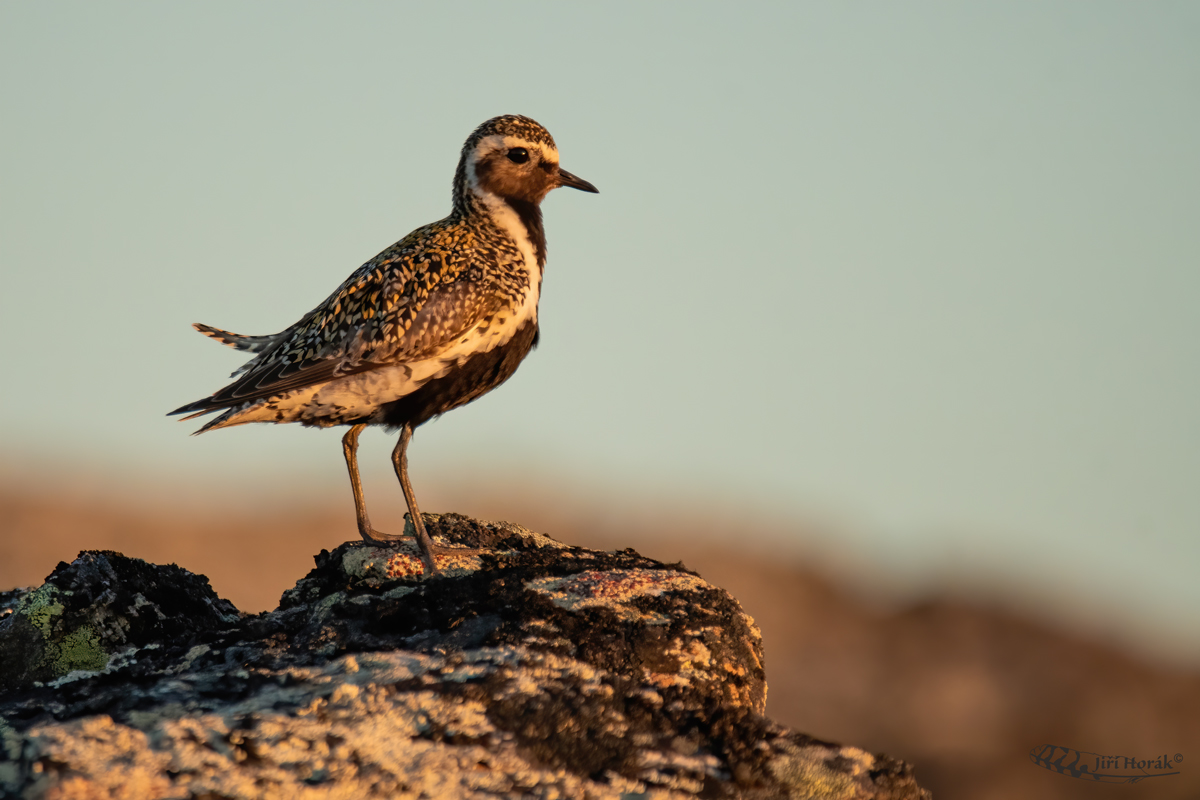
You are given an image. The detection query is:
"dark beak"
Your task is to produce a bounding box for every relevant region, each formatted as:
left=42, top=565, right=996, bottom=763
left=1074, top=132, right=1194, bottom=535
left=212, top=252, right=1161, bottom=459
left=557, top=168, right=599, bottom=194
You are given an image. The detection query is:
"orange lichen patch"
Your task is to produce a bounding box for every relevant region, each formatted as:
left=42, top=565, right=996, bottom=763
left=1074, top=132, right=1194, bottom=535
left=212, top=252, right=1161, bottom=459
left=382, top=547, right=483, bottom=580
left=339, top=541, right=484, bottom=583
left=526, top=569, right=706, bottom=613
left=385, top=552, right=428, bottom=579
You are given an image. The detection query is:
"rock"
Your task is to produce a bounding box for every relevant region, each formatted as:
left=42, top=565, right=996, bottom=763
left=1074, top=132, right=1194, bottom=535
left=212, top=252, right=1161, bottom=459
left=0, top=513, right=929, bottom=799
left=0, top=551, right=241, bottom=691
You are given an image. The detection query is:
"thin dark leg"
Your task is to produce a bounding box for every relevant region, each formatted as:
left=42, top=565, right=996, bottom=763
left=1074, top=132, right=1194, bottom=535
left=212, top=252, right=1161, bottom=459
left=342, top=424, right=404, bottom=545
left=392, top=423, right=439, bottom=575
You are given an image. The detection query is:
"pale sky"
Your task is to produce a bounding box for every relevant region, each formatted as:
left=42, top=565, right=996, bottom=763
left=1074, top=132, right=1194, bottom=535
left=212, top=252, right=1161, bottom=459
left=2, top=3, right=1198, bottom=658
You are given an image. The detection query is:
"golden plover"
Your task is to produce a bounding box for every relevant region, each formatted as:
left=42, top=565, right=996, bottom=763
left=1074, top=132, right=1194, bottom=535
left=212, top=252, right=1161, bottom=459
left=169, top=115, right=597, bottom=574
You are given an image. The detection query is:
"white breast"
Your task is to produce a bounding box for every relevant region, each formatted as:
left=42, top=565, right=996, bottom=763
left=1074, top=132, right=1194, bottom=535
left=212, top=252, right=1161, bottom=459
left=475, top=192, right=541, bottom=322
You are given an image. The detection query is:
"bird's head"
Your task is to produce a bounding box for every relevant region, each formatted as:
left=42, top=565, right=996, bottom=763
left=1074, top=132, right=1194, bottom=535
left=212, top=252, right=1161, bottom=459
left=455, top=115, right=598, bottom=208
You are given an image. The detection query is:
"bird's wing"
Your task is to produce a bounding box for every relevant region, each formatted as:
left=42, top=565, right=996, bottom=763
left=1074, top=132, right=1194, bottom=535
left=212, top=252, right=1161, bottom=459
left=177, top=229, right=498, bottom=414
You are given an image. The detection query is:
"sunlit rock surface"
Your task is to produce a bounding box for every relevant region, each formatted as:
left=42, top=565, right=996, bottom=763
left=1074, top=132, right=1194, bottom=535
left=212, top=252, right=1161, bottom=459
left=0, top=513, right=929, bottom=799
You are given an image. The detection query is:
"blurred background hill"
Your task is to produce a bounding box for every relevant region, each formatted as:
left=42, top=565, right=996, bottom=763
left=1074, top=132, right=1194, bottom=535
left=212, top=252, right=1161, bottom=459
left=2, top=2, right=1198, bottom=798
left=3, top=469, right=1198, bottom=799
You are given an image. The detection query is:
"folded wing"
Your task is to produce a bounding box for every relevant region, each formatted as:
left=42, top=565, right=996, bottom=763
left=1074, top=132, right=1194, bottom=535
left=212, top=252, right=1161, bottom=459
left=170, top=248, right=494, bottom=419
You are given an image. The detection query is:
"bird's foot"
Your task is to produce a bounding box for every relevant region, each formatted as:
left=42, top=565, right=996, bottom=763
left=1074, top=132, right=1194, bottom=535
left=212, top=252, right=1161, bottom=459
left=359, top=530, right=481, bottom=556
left=359, top=527, right=407, bottom=546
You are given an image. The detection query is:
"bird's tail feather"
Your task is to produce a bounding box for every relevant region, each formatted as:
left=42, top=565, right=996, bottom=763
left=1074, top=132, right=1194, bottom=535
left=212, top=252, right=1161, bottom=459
left=166, top=398, right=246, bottom=434
left=193, top=323, right=279, bottom=354
left=167, top=397, right=218, bottom=418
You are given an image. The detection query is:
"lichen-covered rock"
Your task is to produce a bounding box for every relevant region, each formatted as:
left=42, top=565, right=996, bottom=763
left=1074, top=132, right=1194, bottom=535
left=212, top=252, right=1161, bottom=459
left=0, top=550, right=240, bottom=691
left=0, top=513, right=929, bottom=799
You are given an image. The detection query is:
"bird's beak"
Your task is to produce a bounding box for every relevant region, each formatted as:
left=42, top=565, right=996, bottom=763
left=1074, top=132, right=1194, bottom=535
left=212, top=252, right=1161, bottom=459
left=556, top=168, right=599, bottom=194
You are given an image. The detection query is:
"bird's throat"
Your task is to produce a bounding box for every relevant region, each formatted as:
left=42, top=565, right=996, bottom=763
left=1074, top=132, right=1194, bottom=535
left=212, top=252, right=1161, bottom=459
left=500, top=196, right=546, bottom=269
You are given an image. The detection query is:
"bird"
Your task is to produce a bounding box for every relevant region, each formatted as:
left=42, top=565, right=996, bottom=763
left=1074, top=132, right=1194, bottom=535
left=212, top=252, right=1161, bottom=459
left=169, top=115, right=598, bottom=575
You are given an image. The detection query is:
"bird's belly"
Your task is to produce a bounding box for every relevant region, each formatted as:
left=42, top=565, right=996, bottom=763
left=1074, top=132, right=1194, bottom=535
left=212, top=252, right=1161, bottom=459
left=379, top=319, right=539, bottom=429
left=304, top=362, right=446, bottom=423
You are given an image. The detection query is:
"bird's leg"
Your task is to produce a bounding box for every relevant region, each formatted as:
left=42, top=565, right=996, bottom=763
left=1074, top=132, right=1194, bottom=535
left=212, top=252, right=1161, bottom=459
left=392, top=423, right=439, bottom=575
left=342, top=424, right=405, bottom=545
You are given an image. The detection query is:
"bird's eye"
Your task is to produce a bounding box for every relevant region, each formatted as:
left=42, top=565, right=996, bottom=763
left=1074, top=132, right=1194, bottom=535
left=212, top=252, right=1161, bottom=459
left=507, top=147, right=530, bottom=164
